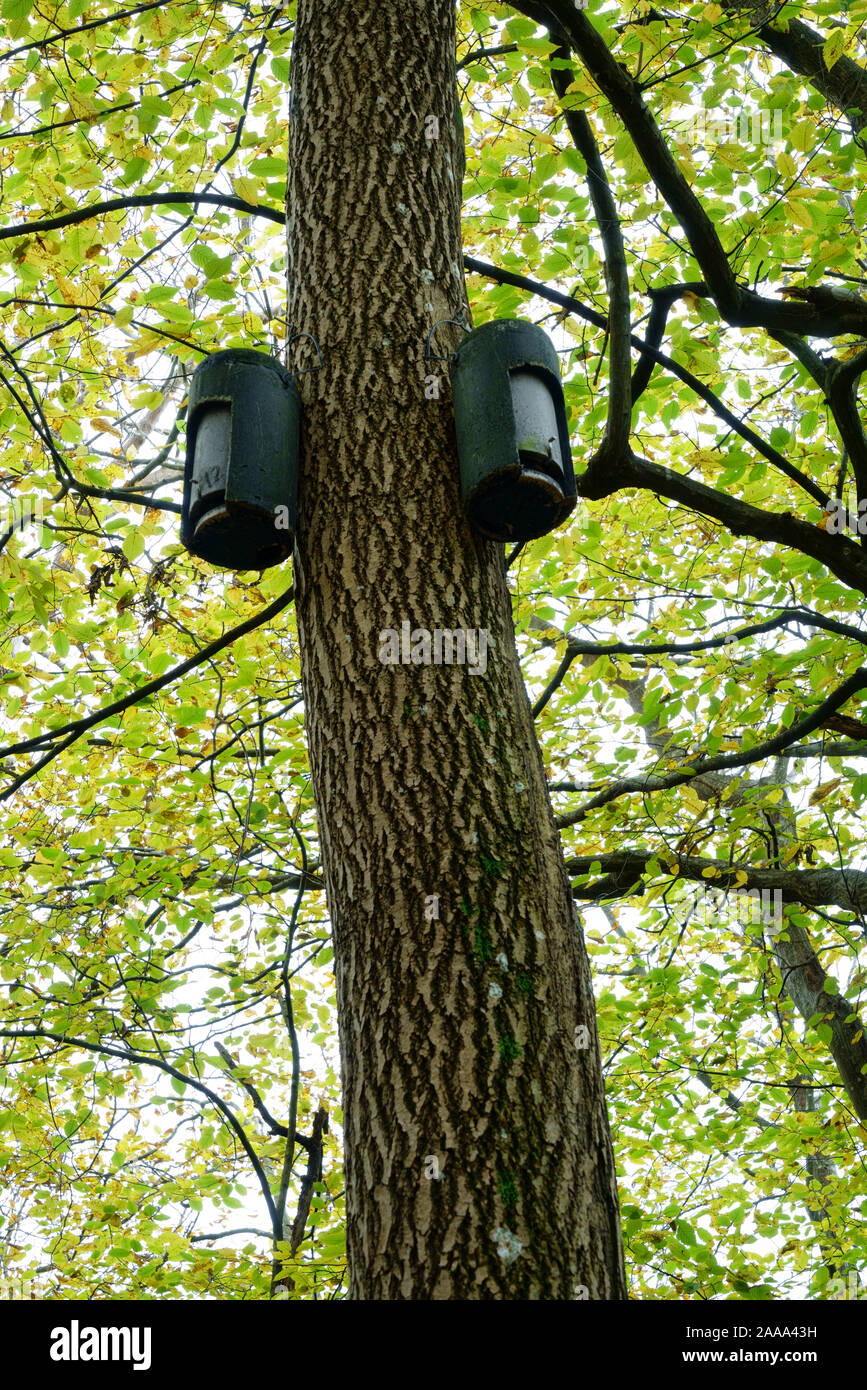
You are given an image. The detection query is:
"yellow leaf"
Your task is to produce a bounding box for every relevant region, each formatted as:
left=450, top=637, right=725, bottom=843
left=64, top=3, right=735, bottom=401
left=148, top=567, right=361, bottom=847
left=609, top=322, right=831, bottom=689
left=54, top=276, right=80, bottom=305
left=233, top=176, right=259, bottom=205
left=129, top=332, right=162, bottom=359
left=788, top=200, right=814, bottom=230
left=791, top=120, right=814, bottom=153
left=823, top=29, right=845, bottom=70
left=67, top=93, right=98, bottom=120
left=776, top=150, right=797, bottom=180
left=88, top=418, right=120, bottom=437
left=809, top=777, right=842, bottom=805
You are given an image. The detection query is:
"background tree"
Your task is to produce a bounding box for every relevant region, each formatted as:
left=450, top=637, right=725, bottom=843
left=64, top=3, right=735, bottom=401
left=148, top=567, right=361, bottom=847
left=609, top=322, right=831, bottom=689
left=0, top=0, right=865, bottom=1302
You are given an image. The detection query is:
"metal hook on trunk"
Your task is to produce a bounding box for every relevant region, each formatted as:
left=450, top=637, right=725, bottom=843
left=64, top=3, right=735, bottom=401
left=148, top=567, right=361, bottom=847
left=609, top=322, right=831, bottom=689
left=287, top=331, right=324, bottom=376
left=425, top=317, right=470, bottom=364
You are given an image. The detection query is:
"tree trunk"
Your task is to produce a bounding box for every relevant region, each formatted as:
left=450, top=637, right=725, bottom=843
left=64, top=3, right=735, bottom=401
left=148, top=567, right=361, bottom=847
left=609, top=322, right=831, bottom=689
left=285, top=0, right=625, bottom=1300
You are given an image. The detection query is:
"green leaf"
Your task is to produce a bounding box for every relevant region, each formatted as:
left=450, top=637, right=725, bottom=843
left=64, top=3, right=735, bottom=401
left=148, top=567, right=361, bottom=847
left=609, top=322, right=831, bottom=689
left=122, top=532, right=145, bottom=562
left=249, top=156, right=287, bottom=177
left=120, top=157, right=149, bottom=186
left=175, top=705, right=207, bottom=725
left=202, top=279, right=235, bottom=301
left=191, top=245, right=232, bottom=277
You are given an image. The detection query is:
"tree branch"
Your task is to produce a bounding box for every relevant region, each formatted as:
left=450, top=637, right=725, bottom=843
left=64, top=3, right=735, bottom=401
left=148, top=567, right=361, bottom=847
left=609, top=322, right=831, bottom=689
left=532, top=607, right=867, bottom=719
left=464, top=255, right=827, bottom=508
left=622, top=452, right=867, bottom=596
left=0, top=1027, right=277, bottom=1228
left=557, top=665, right=867, bottom=825
left=0, top=586, right=295, bottom=801
left=514, top=0, right=867, bottom=340
left=548, top=83, right=632, bottom=462
left=0, top=192, right=284, bottom=244
left=190, top=1227, right=273, bottom=1243
left=0, top=0, right=171, bottom=63
left=214, top=1042, right=295, bottom=1141
left=567, top=848, right=867, bottom=915
left=734, top=10, right=867, bottom=132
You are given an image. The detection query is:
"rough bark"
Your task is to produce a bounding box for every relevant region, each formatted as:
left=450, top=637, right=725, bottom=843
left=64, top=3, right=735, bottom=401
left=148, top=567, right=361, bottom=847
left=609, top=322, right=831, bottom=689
left=284, top=0, right=625, bottom=1299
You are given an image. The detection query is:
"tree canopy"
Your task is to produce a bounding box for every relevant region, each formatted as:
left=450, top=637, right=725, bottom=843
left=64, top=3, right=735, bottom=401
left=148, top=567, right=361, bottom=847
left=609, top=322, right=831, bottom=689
left=1, top=0, right=866, bottom=1300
